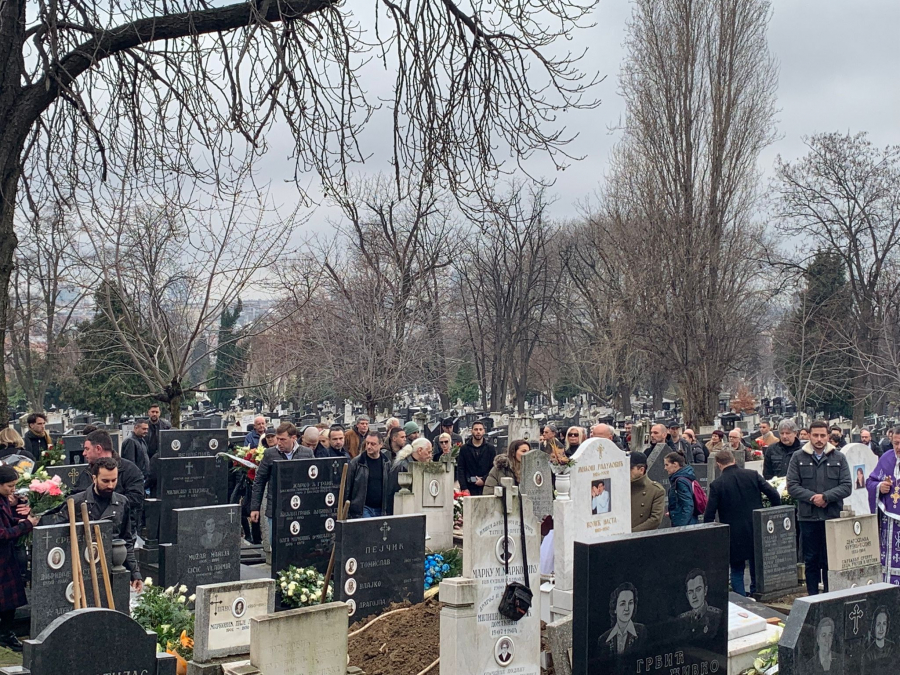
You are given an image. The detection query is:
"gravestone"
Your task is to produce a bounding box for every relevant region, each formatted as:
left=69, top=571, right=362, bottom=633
left=193, top=579, right=275, bottom=662
left=509, top=413, right=541, bottom=442
left=547, top=614, right=574, bottom=675
left=778, top=583, right=900, bottom=675
left=271, top=457, right=345, bottom=575
left=553, top=438, right=630, bottom=617
left=334, top=513, right=425, bottom=624
left=157, top=428, right=229, bottom=458
left=842, top=442, right=879, bottom=516
left=392, top=459, right=455, bottom=551
left=519, top=449, right=553, bottom=523
left=0, top=608, right=176, bottom=675
left=30, top=521, right=130, bottom=636
left=825, top=514, right=882, bottom=590
left=572, top=524, right=730, bottom=675
left=249, top=603, right=348, bottom=675
left=455, top=479, right=540, bottom=675
left=753, top=505, right=800, bottom=598
left=61, top=434, right=119, bottom=464
left=42, top=463, right=87, bottom=493
left=146, top=455, right=229, bottom=545
left=159, top=504, right=241, bottom=594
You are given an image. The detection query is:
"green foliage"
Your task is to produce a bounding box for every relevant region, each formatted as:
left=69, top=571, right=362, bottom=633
left=775, top=250, right=853, bottom=417
left=62, top=283, right=149, bottom=418
left=132, top=579, right=195, bottom=659
left=448, top=359, right=479, bottom=405
left=208, top=301, right=248, bottom=408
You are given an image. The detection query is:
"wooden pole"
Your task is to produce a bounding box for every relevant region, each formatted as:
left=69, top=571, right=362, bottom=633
left=65, top=498, right=84, bottom=610
left=320, top=464, right=349, bottom=604
left=80, top=502, right=102, bottom=607
left=94, top=524, right=115, bottom=611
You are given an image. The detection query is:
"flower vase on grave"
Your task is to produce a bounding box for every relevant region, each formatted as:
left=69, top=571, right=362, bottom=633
left=555, top=472, right=571, bottom=500
left=111, top=539, right=127, bottom=572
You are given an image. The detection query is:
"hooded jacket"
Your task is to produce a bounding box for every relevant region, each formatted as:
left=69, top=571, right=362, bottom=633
left=484, top=454, right=519, bottom=489
left=763, top=437, right=802, bottom=480
left=667, top=464, right=699, bottom=527
left=786, top=441, right=852, bottom=521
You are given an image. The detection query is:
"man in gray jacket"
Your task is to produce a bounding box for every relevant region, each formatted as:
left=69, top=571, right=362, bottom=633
left=249, top=422, right=314, bottom=536
left=786, top=419, right=852, bottom=596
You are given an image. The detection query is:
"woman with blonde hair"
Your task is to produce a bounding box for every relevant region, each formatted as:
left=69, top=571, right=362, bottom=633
left=433, top=432, right=454, bottom=460
left=0, top=429, right=25, bottom=461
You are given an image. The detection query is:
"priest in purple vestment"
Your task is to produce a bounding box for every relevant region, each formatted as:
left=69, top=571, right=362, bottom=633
left=866, top=425, right=900, bottom=585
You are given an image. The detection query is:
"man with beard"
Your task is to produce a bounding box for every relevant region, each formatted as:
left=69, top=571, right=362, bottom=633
left=764, top=419, right=802, bottom=479
left=54, top=457, right=142, bottom=590
left=344, top=415, right=370, bottom=459
left=76, top=429, right=145, bottom=534
left=384, top=427, right=407, bottom=463
left=120, top=419, right=151, bottom=476
left=644, top=424, right=669, bottom=463
left=22, top=412, right=51, bottom=460
left=146, top=404, right=171, bottom=459
left=440, top=418, right=464, bottom=447
left=316, top=426, right=350, bottom=458
left=787, top=420, right=852, bottom=595
left=457, top=421, right=496, bottom=496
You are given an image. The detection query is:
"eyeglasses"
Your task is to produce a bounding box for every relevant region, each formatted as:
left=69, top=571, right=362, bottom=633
left=439, top=440, right=450, bottom=444
left=567, top=433, right=579, bottom=438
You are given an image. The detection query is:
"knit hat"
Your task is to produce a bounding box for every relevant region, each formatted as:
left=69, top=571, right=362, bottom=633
left=403, top=421, right=419, bottom=436
left=630, top=451, right=648, bottom=468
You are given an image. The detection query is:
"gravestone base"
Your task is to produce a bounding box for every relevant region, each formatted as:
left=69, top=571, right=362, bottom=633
left=827, top=563, right=883, bottom=591
left=546, top=614, right=573, bottom=675
left=438, top=578, right=477, bottom=675
left=728, top=624, right=782, bottom=675
left=752, top=584, right=804, bottom=603
left=112, top=569, right=131, bottom=616
left=550, top=586, right=573, bottom=622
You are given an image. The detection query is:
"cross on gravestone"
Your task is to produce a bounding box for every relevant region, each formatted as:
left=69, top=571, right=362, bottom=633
left=42, top=530, right=53, bottom=548
left=67, top=468, right=79, bottom=483
left=185, top=462, right=194, bottom=475
left=229, top=510, right=235, bottom=524
left=847, top=603, right=864, bottom=636
left=380, top=522, right=391, bottom=541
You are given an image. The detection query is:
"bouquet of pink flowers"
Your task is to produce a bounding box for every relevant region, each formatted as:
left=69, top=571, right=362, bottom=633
left=16, top=468, right=68, bottom=515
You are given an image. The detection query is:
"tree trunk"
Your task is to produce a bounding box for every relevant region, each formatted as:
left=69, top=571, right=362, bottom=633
left=0, top=163, right=22, bottom=427
left=617, top=380, right=632, bottom=416
left=168, top=395, right=182, bottom=429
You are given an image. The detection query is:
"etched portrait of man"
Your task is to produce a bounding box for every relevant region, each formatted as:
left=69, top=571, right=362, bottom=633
left=677, top=569, right=722, bottom=641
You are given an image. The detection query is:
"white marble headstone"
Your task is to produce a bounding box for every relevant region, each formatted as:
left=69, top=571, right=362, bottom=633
left=250, top=602, right=347, bottom=675
left=462, top=482, right=540, bottom=675
left=842, top=442, right=879, bottom=516
left=566, top=438, right=631, bottom=542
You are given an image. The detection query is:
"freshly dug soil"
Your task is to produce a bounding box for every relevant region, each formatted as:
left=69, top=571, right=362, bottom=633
left=348, top=599, right=442, bottom=675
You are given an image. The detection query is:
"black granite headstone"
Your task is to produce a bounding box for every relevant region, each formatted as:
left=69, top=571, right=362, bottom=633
left=753, top=505, right=799, bottom=596
left=157, top=428, right=228, bottom=458
left=61, top=434, right=119, bottom=464
left=159, top=504, right=241, bottom=594
left=271, top=458, right=345, bottom=575
left=573, top=524, right=730, bottom=675
left=0, top=608, right=176, bottom=675
left=334, top=514, right=425, bottom=624
left=147, top=455, right=228, bottom=544
left=42, top=464, right=88, bottom=492
left=778, top=583, right=900, bottom=675
left=30, top=521, right=127, bottom=636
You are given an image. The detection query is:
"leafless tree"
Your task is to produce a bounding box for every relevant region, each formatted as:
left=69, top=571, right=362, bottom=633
left=773, top=132, right=900, bottom=422
left=7, top=207, right=89, bottom=411
left=596, top=0, right=778, bottom=426
left=303, top=175, right=455, bottom=416
left=0, top=0, right=600, bottom=425
left=77, top=181, right=299, bottom=426
left=456, top=184, right=562, bottom=412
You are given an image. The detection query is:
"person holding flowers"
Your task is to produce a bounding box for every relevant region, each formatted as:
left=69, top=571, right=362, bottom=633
left=0, top=464, right=39, bottom=651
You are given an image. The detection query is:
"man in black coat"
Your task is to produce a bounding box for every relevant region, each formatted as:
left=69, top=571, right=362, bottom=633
left=120, top=419, right=151, bottom=476
left=145, top=404, right=171, bottom=459
left=75, top=429, right=145, bottom=535
left=22, top=412, right=49, bottom=461
left=457, top=422, right=496, bottom=496
left=344, top=431, right=391, bottom=518
left=763, top=419, right=802, bottom=479
left=703, top=448, right=781, bottom=596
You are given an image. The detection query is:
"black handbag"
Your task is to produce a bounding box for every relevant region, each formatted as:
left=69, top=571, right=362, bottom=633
left=497, top=484, right=533, bottom=622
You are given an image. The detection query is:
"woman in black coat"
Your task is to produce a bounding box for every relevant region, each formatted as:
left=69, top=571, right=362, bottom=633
left=0, top=465, right=38, bottom=651
left=703, top=449, right=781, bottom=596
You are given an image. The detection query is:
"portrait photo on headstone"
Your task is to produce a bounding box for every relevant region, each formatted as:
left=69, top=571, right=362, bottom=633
left=591, top=478, right=611, bottom=515
left=573, top=524, right=729, bottom=675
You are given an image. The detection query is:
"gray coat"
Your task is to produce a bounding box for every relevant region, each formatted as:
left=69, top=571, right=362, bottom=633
left=786, top=442, right=852, bottom=521
left=250, top=445, right=315, bottom=519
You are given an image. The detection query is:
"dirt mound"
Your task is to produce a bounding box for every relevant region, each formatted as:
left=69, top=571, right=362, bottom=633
left=348, top=599, right=441, bottom=675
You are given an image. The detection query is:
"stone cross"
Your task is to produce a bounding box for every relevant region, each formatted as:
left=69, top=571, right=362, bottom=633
left=185, top=462, right=194, bottom=475
left=380, top=522, right=391, bottom=541
left=848, top=603, right=864, bottom=635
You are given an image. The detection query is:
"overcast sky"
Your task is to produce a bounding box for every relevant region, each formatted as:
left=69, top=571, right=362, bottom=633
left=259, top=0, right=900, bottom=233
